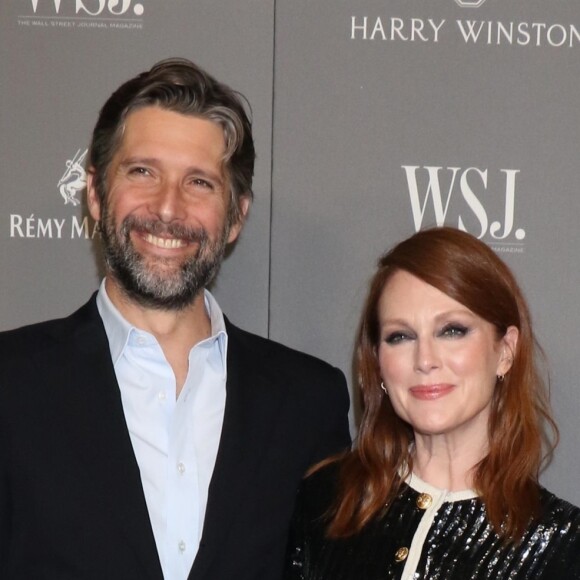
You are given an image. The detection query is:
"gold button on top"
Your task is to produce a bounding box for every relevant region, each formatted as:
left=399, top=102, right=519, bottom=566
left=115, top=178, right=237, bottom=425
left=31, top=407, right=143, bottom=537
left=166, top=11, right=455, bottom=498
left=394, top=547, right=409, bottom=562
left=416, top=493, right=433, bottom=510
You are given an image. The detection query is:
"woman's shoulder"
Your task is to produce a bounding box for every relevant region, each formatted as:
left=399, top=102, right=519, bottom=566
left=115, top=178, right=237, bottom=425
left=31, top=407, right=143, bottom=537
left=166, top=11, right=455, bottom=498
left=532, top=488, right=580, bottom=575
left=539, top=487, right=580, bottom=527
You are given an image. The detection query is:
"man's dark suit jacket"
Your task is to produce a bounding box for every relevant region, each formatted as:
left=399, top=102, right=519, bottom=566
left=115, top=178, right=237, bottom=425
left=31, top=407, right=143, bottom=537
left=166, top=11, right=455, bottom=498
left=0, top=295, right=350, bottom=580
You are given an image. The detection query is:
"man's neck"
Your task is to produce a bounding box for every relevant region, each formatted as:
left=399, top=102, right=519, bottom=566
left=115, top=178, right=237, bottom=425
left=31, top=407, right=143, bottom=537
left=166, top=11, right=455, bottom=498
left=104, top=277, right=211, bottom=396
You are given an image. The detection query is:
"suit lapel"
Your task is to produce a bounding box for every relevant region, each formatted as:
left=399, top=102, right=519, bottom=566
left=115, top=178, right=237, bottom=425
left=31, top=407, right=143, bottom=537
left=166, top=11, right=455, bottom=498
left=45, top=298, right=163, bottom=580
left=189, top=321, right=289, bottom=579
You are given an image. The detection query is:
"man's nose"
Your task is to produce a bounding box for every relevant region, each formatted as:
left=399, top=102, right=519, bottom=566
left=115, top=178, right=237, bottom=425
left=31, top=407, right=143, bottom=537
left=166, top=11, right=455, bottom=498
left=149, top=180, right=187, bottom=223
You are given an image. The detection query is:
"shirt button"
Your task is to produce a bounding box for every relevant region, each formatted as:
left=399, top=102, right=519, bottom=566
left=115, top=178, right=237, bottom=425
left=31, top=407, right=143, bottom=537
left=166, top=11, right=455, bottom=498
left=178, top=540, right=186, bottom=553
left=395, top=547, right=409, bottom=562
left=416, top=493, right=433, bottom=510
left=158, top=391, right=166, bottom=401
left=136, top=335, right=147, bottom=346
left=177, top=462, right=186, bottom=474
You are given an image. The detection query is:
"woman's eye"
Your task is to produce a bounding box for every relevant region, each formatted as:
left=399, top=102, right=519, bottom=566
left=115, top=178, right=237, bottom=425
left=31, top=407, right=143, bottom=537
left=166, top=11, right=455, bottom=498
left=384, top=332, right=411, bottom=345
left=440, top=324, right=469, bottom=338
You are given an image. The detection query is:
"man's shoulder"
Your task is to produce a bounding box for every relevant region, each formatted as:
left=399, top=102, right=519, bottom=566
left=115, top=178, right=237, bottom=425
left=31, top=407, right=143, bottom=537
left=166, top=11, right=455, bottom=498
left=0, top=295, right=107, bottom=409
left=0, top=295, right=100, bottom=355
left=225, top=319, right=351, bottom=459
left=225, top=318, right=343, bottom=377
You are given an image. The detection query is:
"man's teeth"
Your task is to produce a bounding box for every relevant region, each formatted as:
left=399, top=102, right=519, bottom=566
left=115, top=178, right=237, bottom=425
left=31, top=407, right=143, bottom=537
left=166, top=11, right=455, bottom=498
left=144, top=233, right=186, bottom=249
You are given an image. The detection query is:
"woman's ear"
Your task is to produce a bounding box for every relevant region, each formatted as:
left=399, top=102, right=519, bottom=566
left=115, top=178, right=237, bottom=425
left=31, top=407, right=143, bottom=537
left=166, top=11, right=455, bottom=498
left=498, top=325, right=519, bottom=376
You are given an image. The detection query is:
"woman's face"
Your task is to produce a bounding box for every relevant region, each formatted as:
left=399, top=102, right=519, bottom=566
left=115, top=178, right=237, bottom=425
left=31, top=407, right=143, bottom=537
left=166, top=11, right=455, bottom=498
left=377, top=270, right=517, bottom=444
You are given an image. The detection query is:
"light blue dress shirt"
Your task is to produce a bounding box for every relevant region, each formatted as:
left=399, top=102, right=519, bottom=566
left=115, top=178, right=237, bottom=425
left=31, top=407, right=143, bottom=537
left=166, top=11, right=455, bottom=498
left=96, top=281, right=228, bottom=580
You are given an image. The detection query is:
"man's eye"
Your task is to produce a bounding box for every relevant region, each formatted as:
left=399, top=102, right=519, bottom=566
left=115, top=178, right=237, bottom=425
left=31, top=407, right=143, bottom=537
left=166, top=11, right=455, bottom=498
left=128, top=167, right=150, bottom=176
left=440, top=324, right=469, bottom=338
left=192, top=178, right=213, bottom=189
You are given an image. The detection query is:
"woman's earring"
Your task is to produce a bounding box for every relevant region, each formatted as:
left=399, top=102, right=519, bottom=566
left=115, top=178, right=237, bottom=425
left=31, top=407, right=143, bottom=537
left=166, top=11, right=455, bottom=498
left=381, top=382, right=388, bottom=395
left=497, top=374, right=505, bottom=382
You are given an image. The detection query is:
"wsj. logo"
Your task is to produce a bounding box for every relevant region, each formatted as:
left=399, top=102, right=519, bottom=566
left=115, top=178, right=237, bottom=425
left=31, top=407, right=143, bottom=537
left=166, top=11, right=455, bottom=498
left=58, top=149, right=87, bottom=207
left=402, top=165, right=525, bottom=241
left=455, top=0, right=487, bottom=7
left=30, top=0, right=144, bottom=16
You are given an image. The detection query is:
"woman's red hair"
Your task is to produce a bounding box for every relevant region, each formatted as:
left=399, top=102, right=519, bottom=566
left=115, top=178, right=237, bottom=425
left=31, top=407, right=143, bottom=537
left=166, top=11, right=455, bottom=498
left=324, top=227, right=557, bottom=542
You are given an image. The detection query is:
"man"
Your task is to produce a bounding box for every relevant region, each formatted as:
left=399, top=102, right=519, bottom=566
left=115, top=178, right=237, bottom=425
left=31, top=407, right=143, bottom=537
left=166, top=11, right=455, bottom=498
left=0, top=59, right=350, bottom=580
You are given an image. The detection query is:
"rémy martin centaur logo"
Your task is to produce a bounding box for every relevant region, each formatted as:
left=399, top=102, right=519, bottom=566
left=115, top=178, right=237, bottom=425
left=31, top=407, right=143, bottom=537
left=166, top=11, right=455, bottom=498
left=58, top=148, right=87, bottom=207
left=9, top=149, right=99, bottom=240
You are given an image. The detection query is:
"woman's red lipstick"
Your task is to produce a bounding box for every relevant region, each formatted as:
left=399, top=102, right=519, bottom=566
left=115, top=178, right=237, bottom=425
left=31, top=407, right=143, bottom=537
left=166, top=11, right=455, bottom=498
left=409, top=384, right=454, bottom=400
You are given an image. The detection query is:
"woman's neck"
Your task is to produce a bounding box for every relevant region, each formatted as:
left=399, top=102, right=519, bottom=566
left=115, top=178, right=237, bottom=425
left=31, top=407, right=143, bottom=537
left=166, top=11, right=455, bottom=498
left=411, top=432, right=488, bottom=491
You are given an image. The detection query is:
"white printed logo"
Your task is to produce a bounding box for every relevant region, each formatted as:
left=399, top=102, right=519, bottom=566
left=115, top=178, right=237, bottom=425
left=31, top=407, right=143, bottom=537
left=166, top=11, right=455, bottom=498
left=8, top=148, right=99, bottom=240
left=402, top=165, right=525, bottom=244
left=455, top=0, right=487, bottom=7
left=58, top=149, right=87, bottom=207
left=29, top=0, right=144, bottom=16
left=20, top=1, right=145, bottom=29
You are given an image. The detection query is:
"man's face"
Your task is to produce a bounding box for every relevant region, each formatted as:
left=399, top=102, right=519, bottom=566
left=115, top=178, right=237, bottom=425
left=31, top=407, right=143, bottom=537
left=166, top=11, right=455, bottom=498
left=88, top=106, right=247, bottom=310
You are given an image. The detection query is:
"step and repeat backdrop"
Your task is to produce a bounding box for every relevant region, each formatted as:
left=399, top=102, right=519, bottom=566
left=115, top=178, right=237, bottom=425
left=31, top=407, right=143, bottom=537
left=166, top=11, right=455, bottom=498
left=1, top=1, right=579, bottom=504
left=0, top=0, right=274, bottom=335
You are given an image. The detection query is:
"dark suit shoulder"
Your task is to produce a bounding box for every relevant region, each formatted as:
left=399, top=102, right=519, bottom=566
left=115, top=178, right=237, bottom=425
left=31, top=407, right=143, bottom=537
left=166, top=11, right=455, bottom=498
left=0, top=295, right=99, bottom=354
left=0, top=295, right=104, bottom=406
left=224, top=318, right=351, bottom=463
left=225, top=318, right=351, bottom=429
left=225, top=318, right=344, bottom=377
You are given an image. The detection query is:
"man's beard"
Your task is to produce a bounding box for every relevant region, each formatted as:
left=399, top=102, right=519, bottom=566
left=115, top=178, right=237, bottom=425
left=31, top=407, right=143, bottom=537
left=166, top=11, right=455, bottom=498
left=99, top=207, right=229, bottom=311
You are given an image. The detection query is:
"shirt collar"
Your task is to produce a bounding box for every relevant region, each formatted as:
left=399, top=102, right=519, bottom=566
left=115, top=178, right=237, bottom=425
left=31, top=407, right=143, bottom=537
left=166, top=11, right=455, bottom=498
left=96, top=279, right=228, bottom=369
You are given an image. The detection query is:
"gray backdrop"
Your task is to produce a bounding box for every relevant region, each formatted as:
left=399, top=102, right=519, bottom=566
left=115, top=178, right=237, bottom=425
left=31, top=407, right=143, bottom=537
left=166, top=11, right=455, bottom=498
left=1, top=0, right=579, bottom=505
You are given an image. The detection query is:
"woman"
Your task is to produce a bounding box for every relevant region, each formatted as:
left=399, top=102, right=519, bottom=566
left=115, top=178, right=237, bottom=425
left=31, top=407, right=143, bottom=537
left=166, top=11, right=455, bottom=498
left=285, top=227, right=580, bottom=579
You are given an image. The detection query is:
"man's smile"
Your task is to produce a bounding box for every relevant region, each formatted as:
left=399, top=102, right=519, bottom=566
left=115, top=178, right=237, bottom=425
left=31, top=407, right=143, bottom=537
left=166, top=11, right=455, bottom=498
left=143, top=232, right=190, bottom=249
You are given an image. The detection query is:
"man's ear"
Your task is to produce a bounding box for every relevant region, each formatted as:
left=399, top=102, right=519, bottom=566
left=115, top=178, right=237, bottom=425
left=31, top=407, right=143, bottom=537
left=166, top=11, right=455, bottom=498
left=498, top=325, right=519, bottom=376
left=86, top=169, right=101, bottom=222
left=227, top=195, right=251, bottom=244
